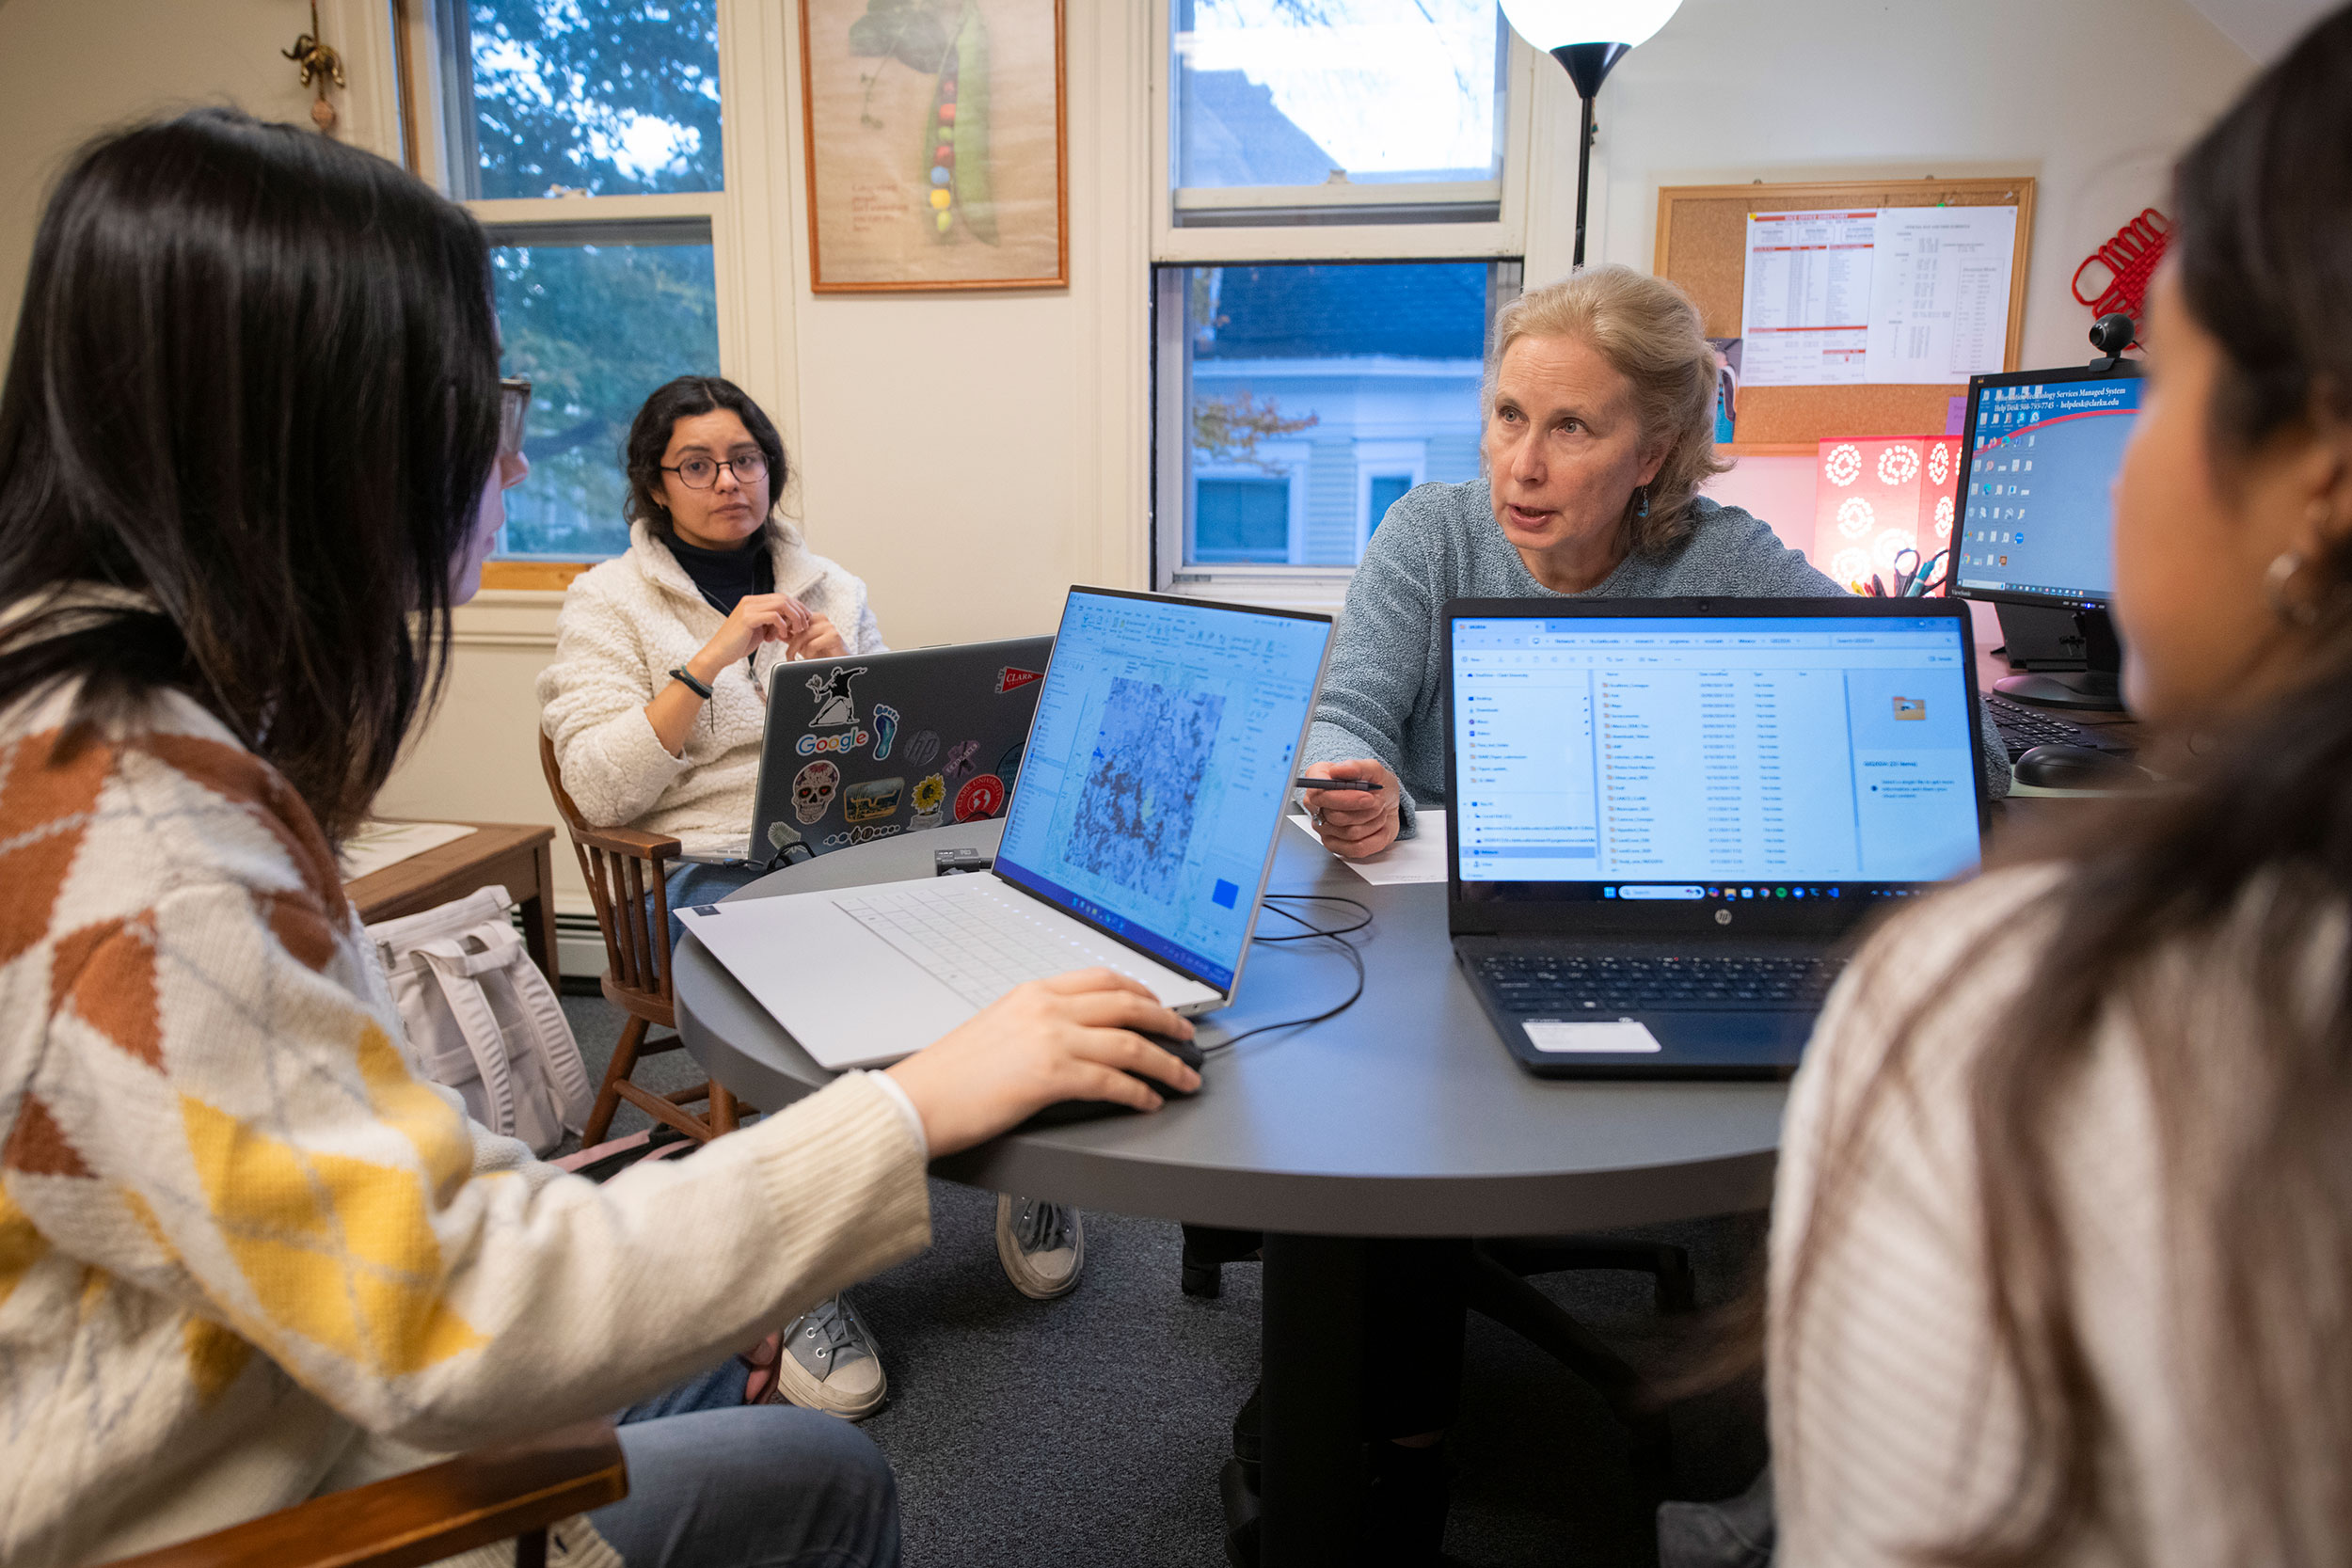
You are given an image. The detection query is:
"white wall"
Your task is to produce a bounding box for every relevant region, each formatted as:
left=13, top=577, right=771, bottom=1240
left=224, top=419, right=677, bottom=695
left=1560, top=0, right=2257, bottom=366
left=0, top=0, right=2258, bottom=940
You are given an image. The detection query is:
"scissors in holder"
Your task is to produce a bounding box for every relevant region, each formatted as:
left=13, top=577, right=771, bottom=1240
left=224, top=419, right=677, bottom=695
left=1905, top=548, right=1951, bottom=596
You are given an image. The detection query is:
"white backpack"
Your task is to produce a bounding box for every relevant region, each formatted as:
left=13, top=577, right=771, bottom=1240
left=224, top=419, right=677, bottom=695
left=365, top=885, right=593, bottom=1155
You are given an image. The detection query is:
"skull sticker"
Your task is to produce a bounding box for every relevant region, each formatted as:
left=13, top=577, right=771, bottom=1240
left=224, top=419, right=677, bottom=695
left=793, top=760, right=840, bottom=824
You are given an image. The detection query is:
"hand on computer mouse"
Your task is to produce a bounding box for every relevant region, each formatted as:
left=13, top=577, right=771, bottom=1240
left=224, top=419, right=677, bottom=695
left=884, top=970, right=1200, bottom=1156
left=1300, top=759, right=1402, bottom=858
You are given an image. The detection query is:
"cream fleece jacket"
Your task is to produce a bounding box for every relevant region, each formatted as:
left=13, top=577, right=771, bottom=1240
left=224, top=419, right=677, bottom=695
left=537, top=522, right=887, bottom=860
left=0, top=677, right=931, bottom=1567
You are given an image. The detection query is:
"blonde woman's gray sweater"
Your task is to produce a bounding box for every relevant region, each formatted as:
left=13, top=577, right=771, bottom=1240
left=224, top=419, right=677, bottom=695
left=1302, top=478, right=2009, bottom=835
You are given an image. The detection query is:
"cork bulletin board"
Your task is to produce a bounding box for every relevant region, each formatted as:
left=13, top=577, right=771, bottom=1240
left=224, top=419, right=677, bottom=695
left=1655, top=177, right=2036, bottom=450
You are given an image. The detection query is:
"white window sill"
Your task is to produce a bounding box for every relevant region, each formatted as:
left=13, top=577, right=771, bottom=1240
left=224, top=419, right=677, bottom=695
left=1167, top=566, right=1354, bottom=614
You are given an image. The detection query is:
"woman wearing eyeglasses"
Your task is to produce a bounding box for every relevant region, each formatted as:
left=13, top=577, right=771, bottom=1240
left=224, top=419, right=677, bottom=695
left=537, top=378, right=1090, bottom=1414
left=538, top=375, right=883, bottom=910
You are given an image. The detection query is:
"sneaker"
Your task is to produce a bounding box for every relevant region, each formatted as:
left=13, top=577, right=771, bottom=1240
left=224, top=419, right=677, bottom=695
left=766, top=1294, right=886, bottom=1419
left=995, top=1194, right=1085, bottom=1299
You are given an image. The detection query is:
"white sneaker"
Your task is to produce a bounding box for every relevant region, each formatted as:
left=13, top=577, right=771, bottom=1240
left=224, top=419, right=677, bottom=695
left=995, top=1194, right=1085, bottom=1299
left=767, top=1294, right=887, bottom=1419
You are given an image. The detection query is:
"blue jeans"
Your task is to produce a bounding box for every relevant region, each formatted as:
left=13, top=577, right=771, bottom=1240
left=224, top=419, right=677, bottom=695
left=594, top=1358, right=900, bottom=1568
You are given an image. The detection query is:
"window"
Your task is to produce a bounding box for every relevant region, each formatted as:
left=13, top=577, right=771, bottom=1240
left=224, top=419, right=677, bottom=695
left=404, top=0, right=735, bottom=577
left=1152, top=3, right=1534, bottom=600
left=489, top=233, right=722, bottom=559
left=1155, top=260, right=1512, bottom=578
left=439, top=0, right=724, bottom=199
left=1195, top=477, right=1295, bottom=562
left=1171, top=0, right=1508, bottom=225
left=1365, top=471, right=1415, bottom=532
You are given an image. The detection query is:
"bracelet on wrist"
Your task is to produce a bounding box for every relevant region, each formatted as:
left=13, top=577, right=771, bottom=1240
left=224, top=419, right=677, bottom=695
left=668, top=664, right=713, bottom=700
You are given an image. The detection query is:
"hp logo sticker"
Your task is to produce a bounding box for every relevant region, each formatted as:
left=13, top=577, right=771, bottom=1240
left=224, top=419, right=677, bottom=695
left=1714, top=909, right=1733, bottom=926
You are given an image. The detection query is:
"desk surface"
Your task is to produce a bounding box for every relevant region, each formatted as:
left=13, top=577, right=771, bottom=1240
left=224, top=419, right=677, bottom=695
left=675, top=820, right=1789, bottom=1237
left=344, top=822, right=553, bottom=922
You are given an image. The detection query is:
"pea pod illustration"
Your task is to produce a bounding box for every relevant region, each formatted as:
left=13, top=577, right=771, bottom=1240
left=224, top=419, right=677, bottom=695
left=921, top=1, right=996, bottom=245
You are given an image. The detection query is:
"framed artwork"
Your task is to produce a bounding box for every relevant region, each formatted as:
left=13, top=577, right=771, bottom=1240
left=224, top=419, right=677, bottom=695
left=799, top=0, right=1068, bottom=293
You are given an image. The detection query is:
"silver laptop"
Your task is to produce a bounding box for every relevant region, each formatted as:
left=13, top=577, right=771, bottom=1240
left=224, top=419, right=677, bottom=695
left=678, top=588, right=1336, bottom=1069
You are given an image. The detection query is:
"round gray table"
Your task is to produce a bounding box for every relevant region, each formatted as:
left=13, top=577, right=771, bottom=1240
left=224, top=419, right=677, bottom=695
left=675, top=818, right=1788, bottom=1563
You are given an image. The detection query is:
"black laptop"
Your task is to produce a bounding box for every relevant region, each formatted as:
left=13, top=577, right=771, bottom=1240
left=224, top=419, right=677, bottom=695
left=1444, top=597, right=1989, bottom=1078
left=749, top=636, right=1052, bottom=861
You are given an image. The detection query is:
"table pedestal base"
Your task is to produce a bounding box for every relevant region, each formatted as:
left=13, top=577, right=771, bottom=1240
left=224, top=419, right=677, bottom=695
left=1260, top=1233, right=1368, bottom=1565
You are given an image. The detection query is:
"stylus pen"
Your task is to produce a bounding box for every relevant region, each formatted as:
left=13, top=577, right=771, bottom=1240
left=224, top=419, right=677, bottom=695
left=1293, top=776, right=1381, bottom=792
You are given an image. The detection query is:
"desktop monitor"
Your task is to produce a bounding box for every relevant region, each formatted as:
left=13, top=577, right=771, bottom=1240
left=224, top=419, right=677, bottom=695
left=1949, top=362, right=2143, bottom=709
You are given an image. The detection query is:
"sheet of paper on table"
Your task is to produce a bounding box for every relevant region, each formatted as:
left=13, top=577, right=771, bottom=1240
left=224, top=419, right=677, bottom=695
left=1286, top=810, right=1449, bottom=886
left=1740, top=205, right=2016, bottom=388
left=339, top=820, right=477, bottom=882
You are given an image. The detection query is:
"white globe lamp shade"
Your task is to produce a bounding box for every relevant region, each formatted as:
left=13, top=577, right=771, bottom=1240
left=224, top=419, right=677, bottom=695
left=1499, top=0, right=1683, bottom=50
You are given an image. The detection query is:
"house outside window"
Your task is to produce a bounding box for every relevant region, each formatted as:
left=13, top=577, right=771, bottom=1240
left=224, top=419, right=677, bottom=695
left=1152, top=1, right=1536, bottom=605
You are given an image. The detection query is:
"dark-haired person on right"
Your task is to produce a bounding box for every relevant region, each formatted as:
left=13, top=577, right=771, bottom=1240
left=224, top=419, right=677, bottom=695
left=1764, top=6, right=2352, bottom=1563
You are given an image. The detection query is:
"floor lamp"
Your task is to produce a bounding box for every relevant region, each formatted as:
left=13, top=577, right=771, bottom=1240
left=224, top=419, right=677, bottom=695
left=1500, top=0, right=1686, bottom=267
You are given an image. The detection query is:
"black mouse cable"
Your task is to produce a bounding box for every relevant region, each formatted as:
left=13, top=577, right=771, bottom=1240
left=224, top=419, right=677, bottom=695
left=1197, top=894, right=1371, bottom=1055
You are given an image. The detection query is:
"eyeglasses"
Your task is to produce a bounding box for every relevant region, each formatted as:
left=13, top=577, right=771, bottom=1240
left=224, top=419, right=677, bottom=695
left=498, top=377, right=532, bottom=458
left=661, top=451, right=769, bottom=490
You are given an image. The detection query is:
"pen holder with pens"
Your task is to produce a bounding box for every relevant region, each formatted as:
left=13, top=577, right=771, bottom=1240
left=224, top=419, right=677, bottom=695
left=1811, top=435, right=1960, bottom=597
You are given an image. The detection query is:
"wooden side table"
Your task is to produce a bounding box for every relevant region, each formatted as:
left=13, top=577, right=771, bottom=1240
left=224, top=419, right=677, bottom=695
left=344, top=822, right=562, bottom=989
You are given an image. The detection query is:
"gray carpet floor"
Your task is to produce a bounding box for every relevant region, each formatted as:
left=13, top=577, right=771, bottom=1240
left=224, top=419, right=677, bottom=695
left=560, top=992, right=1769, bottom=1567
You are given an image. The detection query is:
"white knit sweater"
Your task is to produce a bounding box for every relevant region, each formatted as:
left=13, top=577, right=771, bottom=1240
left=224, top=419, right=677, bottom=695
left=1771, top=866, right=2287, bottom=1565
left=0, top=677, right=931, bottom=1567
left=537, top=522, right=887, bottom=860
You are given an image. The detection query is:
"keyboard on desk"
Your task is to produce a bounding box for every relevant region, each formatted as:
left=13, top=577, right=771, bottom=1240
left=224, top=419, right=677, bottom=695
left=832, top=880, right=1151, bottom=1008
left=1986, top=694, right=2135, bottom=762
left=1470, top=952, right=1845, bottom=1013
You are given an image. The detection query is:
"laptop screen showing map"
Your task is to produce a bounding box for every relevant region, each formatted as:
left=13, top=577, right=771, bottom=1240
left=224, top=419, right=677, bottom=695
left=993, top=589, right=1333, bottom=993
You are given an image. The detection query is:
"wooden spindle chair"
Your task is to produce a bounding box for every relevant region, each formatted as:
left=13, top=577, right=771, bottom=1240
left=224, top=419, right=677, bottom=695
left=540, top=731, right=739, bottom=1146
left=94, top=1419, right=627, bottom=1568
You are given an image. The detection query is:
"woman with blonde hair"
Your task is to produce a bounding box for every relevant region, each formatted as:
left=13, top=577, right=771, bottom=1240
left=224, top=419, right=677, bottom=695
left=1217, top=262, right=2008, bottom=1566
left=1298, top=262, right=2007, bottom=858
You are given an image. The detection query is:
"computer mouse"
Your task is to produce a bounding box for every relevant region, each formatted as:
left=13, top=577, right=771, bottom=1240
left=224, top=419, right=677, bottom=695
left=1018, top=1029, right=1207, bottom=1129
left=2012, top=743, right=2145, bottom=791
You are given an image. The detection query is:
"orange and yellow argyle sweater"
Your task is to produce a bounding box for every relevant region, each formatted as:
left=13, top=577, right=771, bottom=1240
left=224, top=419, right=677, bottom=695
left=0, top=682, right=933, bottom=1566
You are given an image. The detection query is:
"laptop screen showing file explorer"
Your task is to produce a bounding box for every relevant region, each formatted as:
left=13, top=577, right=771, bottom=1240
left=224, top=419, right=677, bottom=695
left=1451, top=613, right=1980, bottom=902
left=993, top=589, right=1333, bottom=992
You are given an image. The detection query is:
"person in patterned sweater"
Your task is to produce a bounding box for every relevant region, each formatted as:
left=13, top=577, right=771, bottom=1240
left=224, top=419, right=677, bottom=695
left=0, top=109, right=1198, bottom=1568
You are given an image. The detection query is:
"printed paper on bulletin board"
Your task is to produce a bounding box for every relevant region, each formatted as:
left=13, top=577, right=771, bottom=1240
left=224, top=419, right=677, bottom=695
left=800, top=0, right=1068, bottom=292
left=1656, top=178, right=2035, bottom=447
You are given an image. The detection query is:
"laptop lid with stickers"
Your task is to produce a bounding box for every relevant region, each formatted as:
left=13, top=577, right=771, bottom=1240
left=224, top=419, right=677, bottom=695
left=750, top=636, right=1054, bottom=860
left=991, top=588, right=1335, bottom=1000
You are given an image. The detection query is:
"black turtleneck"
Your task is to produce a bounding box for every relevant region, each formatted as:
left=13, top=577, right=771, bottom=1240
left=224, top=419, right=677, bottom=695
left=665, top=530, right=774, bottom=617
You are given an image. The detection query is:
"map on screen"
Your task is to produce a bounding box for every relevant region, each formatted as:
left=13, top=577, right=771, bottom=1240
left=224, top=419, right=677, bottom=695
left=995, top=592, right=1330, bottom=990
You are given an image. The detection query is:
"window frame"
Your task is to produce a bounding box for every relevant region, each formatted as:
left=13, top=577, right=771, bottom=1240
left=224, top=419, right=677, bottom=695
left=392, top=0, right=761, bottom=590
left=1148, top=1, right=1538, bottom=604
left=1150, top=0, right=1539, bottom=266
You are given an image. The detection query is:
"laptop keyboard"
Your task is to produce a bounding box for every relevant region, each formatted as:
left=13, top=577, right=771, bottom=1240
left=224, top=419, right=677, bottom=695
left=1472, top=952, right=1846, bottom=1013
left=833, top=879, right=1154, bottom=1008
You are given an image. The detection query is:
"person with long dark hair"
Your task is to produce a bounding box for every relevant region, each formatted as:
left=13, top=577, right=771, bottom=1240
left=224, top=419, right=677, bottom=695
left=1769, top=8, right=2352, bottom=1561
left=0, top=108, right=1197, bottom=1568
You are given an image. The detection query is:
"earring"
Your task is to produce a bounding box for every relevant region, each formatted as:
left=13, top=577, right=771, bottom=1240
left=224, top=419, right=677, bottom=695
left=2266, top=549, right=2323, bottom=627
left=1633, top=486, right=1650, bottom=520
